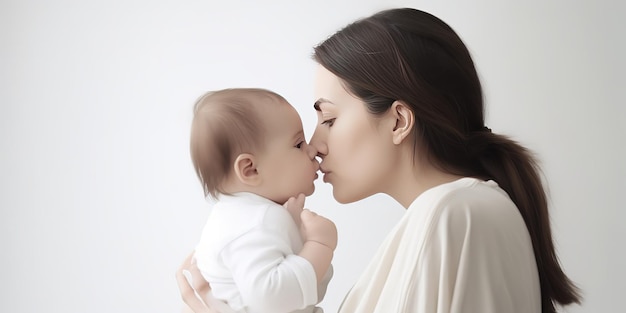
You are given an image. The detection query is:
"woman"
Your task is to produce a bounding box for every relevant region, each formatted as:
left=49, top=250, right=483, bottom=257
left=178, top=8, right=580, bottom=313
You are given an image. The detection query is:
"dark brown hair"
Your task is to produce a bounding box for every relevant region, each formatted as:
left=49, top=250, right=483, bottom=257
left=313, top=8, right=580, bottom=312
left=190, top=88, right=285, bottom=198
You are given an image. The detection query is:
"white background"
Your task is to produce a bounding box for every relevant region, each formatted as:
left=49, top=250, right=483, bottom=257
left=2, top=1, right=624, bottom=312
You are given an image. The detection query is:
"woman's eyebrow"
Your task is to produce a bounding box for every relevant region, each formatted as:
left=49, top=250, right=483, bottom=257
left=313, top=98, right=334, bottom=111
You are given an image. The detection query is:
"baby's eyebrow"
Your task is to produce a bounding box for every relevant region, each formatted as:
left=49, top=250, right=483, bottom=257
left=292, top=130, right=304, bottom=141
left=313, top=98, right=334, bottom=111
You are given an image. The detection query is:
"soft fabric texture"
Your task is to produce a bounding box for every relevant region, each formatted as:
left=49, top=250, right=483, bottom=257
left=338, top=178, right=540, bottom=313
left=194, top=192, right=331, bottom=313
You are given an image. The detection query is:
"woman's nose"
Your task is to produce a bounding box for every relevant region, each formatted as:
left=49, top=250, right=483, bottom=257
left=309, top=131, right=327, bottom=159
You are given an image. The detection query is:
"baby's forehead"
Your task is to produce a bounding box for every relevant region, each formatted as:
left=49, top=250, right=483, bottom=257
left=255, top=97, right=298, bottom=119
left=255, top=99, right=303, bottom=132
left=202, top=90, right=291, bottom=116
left=255, top=93, right=290, bottom=108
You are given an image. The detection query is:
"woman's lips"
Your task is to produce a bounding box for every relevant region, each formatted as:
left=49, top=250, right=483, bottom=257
left=319, top=165, right=330, bottom=183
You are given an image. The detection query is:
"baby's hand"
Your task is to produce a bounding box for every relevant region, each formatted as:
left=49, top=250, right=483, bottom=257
left=300, top=209, right=338, bottom=251
left=283, top=193, right=305, bottom=227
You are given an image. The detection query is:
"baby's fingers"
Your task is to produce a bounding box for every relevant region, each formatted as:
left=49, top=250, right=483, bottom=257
left=284, top=193, right=305, bottom=209
left=285, top=194, right=306, bottom=225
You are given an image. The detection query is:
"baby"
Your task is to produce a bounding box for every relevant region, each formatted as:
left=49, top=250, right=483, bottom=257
left=189, top=88, right=336, bottom=313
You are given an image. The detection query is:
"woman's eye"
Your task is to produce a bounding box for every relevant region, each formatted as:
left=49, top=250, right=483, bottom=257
left=321, top=118, right=336, bottom=127
left=295, top=141, right=304, bottom=149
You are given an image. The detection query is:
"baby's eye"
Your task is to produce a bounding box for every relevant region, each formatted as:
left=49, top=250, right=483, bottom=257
left=295, top=141, right=304, bottom=149
left=321, top=118, right=336, bottom=127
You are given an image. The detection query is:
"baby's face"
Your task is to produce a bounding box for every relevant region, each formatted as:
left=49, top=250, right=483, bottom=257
left=254, top=101, right=319, bottom=204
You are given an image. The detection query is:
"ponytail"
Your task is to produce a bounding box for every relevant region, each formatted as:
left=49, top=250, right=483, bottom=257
left=470, top=131, right=581, bottom=312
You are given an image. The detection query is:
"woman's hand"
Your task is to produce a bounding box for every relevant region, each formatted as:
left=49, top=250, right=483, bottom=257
left=176, top=252, right=215, bottom=313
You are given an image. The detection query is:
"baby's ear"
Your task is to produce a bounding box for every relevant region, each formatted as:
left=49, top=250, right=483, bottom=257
left=233, top=153, right=261, bottom=186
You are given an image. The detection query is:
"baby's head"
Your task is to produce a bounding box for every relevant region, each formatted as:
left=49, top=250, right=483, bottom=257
left=190, top=88, right=319, bottom=204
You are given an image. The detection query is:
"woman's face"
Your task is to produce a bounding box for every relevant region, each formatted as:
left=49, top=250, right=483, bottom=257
left=309, top=65, right=398, bottom=203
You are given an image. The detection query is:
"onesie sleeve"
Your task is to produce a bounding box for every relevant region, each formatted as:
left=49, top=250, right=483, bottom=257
left=220, top=213, right=318, bottom=313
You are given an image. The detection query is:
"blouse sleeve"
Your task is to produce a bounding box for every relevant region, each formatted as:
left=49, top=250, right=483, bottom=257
left=337, top=180, right=540, bottom=313
left=408, top=197, right=540, bottom=313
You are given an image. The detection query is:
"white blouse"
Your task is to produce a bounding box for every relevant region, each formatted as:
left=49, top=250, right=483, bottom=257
left=338, top=178, right=541, bottom=313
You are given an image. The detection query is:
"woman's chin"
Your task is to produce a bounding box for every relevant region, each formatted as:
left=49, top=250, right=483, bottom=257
left=332, top=188, right=360, bottom=204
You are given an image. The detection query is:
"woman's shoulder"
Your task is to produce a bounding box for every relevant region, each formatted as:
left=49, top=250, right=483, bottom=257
left=411, top=177, right=525, bottom=236
left=416, top=177, right=514, bottom=212
left=420, top=178, right=527, bottom=244
left=397, top=179, right=540, bottom=313
left=444, top=177, right=512, bottom=207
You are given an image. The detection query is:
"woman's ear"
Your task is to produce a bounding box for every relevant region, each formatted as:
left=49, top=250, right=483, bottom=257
left=233, top=153, right=261, bottom=186
left=390, top=100, right=414, bottom=145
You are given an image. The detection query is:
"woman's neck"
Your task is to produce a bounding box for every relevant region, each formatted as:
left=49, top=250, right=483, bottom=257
left=384, top=155, right=463, bottom=209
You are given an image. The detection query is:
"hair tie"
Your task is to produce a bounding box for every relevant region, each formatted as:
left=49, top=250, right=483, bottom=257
left=483, top=126, right=492, bottom=133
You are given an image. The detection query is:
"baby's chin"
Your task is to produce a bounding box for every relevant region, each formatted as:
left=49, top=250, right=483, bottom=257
left=302, top=184, right=316, bottom=197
